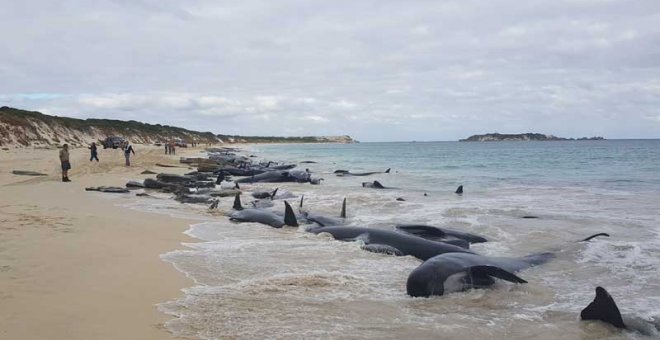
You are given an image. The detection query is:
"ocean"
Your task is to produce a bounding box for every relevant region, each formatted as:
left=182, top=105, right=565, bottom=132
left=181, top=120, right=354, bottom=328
left=148, top=140, right=659, bottom=339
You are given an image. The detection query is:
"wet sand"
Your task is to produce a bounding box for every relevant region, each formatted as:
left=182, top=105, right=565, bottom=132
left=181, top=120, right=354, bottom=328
left=0, top=144, right=207, bottom=339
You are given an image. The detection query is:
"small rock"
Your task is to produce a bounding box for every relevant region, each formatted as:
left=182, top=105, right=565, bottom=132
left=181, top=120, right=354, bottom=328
left=85, top=186, right=130, bottom=193
left=12, top=170, right=47, bottom=176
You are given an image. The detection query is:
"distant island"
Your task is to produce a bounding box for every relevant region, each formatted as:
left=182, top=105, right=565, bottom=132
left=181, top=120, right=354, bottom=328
left=0, top=106, right=356, bottom=147
left=460, top=133, right=605, bottom=142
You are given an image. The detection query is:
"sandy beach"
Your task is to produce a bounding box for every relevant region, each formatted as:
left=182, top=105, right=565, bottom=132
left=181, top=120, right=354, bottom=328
left=0, top=144, right=205, bottom=339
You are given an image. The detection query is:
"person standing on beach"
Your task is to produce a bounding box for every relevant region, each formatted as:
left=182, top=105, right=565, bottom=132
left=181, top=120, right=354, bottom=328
left=89, top=142, right=99, bottom=162
left=59, top=144, right=71, bottom=182
left=124, top=143, right=135, bottom=166
left=171, top=142, right=176, bottom=155
left=165, top=143, right=169, bottom=155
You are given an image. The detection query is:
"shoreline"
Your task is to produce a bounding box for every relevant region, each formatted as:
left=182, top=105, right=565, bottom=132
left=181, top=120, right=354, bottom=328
left=0, top=144, right=209, bottom=339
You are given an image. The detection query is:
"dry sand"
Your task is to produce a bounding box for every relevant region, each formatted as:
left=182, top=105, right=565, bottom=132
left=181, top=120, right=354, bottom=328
left=0, top=144, right=211, bottom=339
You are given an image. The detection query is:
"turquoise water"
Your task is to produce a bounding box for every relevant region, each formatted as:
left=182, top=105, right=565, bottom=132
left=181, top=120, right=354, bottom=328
left=251, top=140, right=660, bottom=192
left=157, top=140, right=660, bottom=339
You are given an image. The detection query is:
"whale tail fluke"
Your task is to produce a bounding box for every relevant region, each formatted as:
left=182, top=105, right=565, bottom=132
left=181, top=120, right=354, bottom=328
left=385, top=168, right=391, bottom=173
left=233, top=193, right=243, bottom=210
left=455, top=185, right=463, bottom=194
left=581, top=287, right=626, bottom=329
left=284, top=201, right=298, bottom=227
left=270, top=188, right=279, bottom=200
left=581, top=233, right=610, bottom=242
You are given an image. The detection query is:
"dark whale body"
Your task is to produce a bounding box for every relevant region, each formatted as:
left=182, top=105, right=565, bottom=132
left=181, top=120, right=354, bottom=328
left=307, top=226, right=472, bottom=260
left=581, top=286, right=660, bottom=336
left=235, top=170, right=311, bottom=184
left=407, top=233, right=609, bottom=297
left=361, top=180, right=395, bottom=189
left=395, top=224, right=488, bottom=244
left=335, top=168, right=391, bottom=176
left=406, top=252, right=552, bottom=297
left=228, top=194, right=298, bottom=228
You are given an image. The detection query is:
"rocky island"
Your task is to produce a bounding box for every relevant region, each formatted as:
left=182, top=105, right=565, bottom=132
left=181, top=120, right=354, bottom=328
left=459, top=133, right=605, bottom=142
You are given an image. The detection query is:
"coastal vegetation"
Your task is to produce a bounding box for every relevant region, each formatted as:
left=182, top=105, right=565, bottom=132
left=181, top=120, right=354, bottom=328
left=0, top=106, right=354, bottom=147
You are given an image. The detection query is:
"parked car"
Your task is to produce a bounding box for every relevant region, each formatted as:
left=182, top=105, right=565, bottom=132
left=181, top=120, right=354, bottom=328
left=174, top=139, right=188, bottom=147
left=102, top=136, right=126, bottom=149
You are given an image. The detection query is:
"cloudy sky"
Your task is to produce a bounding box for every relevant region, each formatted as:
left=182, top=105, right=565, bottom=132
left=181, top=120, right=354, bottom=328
left=1, top=0, right=659, bottom=141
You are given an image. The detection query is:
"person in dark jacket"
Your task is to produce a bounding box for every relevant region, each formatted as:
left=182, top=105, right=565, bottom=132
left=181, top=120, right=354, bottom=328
left=89, top=142, right=99, bottom=162
left=124, top=143, right=135, bottom=166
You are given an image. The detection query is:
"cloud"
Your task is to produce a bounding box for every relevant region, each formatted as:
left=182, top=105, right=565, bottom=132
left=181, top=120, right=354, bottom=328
left=302, top=115, right=329, bottom=123
left=0, top=0, right=659, bottom=140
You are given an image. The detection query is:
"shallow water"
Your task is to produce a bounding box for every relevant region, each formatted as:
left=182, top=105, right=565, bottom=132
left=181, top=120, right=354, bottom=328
left=146, top=140, right=658, bottom=339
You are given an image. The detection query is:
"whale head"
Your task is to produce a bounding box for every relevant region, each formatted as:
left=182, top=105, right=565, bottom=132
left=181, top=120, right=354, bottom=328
left=407, top=262, right=445, bottom=297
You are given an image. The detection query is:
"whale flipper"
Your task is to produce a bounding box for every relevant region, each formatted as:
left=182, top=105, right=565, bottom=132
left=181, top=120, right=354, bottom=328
left=270, top=188, right=279, bottom=200
left=467, top=266, right=528, bottom=284
left=444, top=239, right=470, bottom=249
left=362, top=244, right=404, bottom=256
left=581, top=287, right=626, bottom=329
left=299, top=194, right=304, bottom=209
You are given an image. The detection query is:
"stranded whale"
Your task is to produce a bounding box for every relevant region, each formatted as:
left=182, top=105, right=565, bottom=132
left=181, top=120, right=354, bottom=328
left=307, top=226, right=472, bottom=260
left=406, top=233, right=609, bottom=297
left=581, top=286, right=660, bottom=336
left=229, top=194, right=298, bottom=228
left=395, top=224, right=488, bottom=244
left=335, top=168, right=391, bottom=176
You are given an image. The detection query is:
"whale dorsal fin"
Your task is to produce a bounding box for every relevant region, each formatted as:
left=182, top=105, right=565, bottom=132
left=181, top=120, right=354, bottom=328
left=581, top=287, right=626, bottom=329
left=467, top=266, right=527, bottom=284
left=233, top=193, right=243, bottom=210
left=340, top=198, right=346, bottom=218
left=234, top=182, right=240, bottom=190
left=373, top=181, right=385, bottom=189
left=270, top=188, right=279, bottom=200
left=385, top=168, right=391, bottom=173
left=283, top=201, right=298, bottom=227
left=455, top=185, right=463, bottom=194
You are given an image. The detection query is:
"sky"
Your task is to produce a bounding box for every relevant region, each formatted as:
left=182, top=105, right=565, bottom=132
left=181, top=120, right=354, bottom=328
left=1, top=0, right=660, bottom=142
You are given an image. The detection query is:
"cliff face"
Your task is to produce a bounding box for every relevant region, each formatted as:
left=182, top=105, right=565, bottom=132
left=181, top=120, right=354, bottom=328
left=0, top=106, right=357, bottom=147
left=0, top=106, right=221, bottom=148
left=217, top=134, right=356, bottom=144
